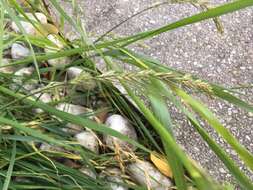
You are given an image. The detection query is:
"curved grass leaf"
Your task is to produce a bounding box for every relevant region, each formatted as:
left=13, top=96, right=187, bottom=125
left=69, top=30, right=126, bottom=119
left=157, top=82, right=253, bottom=189
left=147, top=79, right=187, bottom=190
left=0, top=5, right=4, bottom=66
left=172, top=86, right=253, bottom=172
left=92, top=0, right=253, bottom=47
left=2, top=141, right=16, bottom=190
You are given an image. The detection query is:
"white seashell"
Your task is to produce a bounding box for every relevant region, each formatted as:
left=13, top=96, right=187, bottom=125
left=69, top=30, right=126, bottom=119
left=100, top=168, right=128, bottom=190
left=75, top=131, right=99, bottom=153
left=11, top=12, right=47, bottom=35
left=128, top=160, right=172, bottom=190
left=45, top=34, right=70, bottom=67
left=66, top=67, right=96, bottom=91
left=11, top=43, right=30, bottom=60
left=0, top=58, right=16, bottom=73
left=79, top=167, right=96, bottom=179
left=104, top=114, right=137, bottom=151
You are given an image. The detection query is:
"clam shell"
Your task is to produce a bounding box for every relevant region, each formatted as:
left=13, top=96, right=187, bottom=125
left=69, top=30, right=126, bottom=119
left=75, top=131, right=99, bottom=153
left=104, top=114, right=137, bottom=151
left=128, top=160, right=172, bottom=190
left=11, top=43, right=30, bottom=60
left=11, top=12, right=47, bottom=35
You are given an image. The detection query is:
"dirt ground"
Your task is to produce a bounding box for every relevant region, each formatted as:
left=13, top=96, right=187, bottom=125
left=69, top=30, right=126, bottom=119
left=59, top=0, right=253, bottom=187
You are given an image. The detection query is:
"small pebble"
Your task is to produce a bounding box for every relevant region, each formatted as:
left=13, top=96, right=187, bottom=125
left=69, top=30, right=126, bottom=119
left=56, top=103, right=89, bottom=115
left=219, top=168, right=226, bottom=174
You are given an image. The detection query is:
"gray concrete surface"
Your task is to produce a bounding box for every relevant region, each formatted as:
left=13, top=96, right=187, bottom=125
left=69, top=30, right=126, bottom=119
left=60, top=0, right=253, bottom=187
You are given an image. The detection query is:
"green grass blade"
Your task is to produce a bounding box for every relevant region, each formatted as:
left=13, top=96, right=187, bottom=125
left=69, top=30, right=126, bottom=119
left=148, top=78, right=174, bottom=135
left=159, top=83, right=253, bottom=189
left=3, top=141, right=16, bottom=190
left=173, top=86, right=253, bottom=172
left=212, top=85, right=253, bottom=113
left=94, top=0, right=253, bottom=47
left=0, top=4, right=4, bottom=66
left=95, top=1, right=169, bottom=43
left=1, top=134, right=40, bottom=142
left=0, top=116, right=71, bottom=149
left=147, top=79, right=187, bottom=190
left=0, top=47, right=84, bottom=68
left=189, top=119, right=253, bottom=190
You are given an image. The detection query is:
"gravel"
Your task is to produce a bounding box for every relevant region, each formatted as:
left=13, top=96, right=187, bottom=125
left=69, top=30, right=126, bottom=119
left=59, top=0, right=253, bottom=188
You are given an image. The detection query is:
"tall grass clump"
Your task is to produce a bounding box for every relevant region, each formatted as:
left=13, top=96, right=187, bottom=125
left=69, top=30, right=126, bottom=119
left=0, top=0, right=253, bottom=190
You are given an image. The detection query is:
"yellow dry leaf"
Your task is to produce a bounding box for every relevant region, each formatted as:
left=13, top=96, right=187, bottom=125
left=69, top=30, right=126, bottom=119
left=42, top=23, right=59, bottom=34
left=36, top=23, right=59, bottom=36
left=150, top=152, right=173, bottom=178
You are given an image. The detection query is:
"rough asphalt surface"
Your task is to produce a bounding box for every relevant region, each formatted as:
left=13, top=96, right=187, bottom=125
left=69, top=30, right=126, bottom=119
left=60, top=0, right=253, bottom=188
